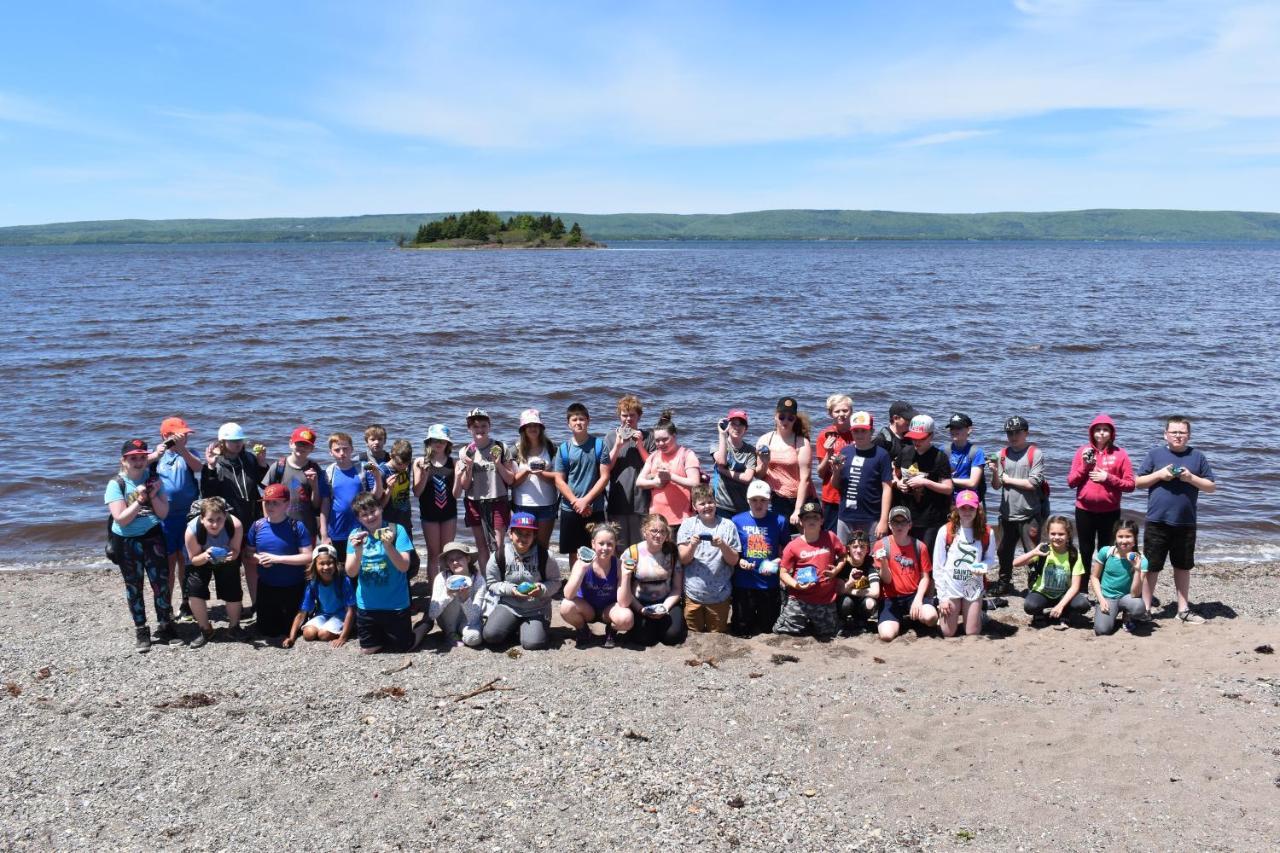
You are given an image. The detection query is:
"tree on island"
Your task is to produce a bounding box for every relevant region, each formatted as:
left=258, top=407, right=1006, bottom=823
left=410, top=210, right=594, bottom=246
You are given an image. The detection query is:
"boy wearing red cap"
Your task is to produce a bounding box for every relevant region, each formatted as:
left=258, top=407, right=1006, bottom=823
left=262, top=426, right=330, bottom=542
left=151, top=416, right=202, bottom=622
left=244, top=482, right=313, bottom=639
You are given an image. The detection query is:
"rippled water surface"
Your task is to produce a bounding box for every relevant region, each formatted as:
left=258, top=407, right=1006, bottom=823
left=1, top=240, right=1276, bottom=568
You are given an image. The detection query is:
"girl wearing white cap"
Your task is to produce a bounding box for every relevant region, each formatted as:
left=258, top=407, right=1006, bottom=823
left=413, top=424, right=457, bottom=584
left=507, top=408, right=559, bottom=550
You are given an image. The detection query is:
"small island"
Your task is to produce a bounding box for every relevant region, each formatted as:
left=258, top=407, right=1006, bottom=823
left=401, top=210, right=603, bottom=249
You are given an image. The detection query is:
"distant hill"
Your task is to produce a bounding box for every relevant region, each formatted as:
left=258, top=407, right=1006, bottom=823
left=2, top=209, right=1279, bottom=245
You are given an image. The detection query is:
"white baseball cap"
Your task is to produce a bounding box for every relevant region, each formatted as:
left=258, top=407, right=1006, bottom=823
left=218, top=422, right=247, bottom=441
left=746, top=479, right=772, bottom=500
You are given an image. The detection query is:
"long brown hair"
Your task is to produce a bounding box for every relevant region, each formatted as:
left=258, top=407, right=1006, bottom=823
left=945, top=502, right=989, bottom=543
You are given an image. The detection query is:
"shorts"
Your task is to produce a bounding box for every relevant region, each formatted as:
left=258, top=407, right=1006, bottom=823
left=773, top=596, right=840, bottom=637
left=161, top=515, right=189, bottom=555
left=1143, top=521, right=1196, bottom=572
left=558, top=509, right=605, bottom=555
left=357, top=608, right=413, bottom=651
left=464, top=497, right=511, bottom=530
left=518, top=503, right=558, bottom=522
left=305, top=614, right=346, bottom=635
left=184, top=561, right=243, bottom=602
left=878, top=594, right=919, bottom=626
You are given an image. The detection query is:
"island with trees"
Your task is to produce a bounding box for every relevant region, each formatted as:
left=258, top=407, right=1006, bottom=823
left=402, top=210, right=602, bottom=249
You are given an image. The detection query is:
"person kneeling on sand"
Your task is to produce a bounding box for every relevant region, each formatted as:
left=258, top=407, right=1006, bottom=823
left=774, top=501, right=845, bottom=638
left=284, top=545, right=355, bottom=649
left=346, top=492, right=428, bottom=654
left=619, top=514, right=687, bottom=647
left=183, top=497, right=246, bottom=648
left=561, top=523, right=631, bottom=648
left=835, top=529, right=880, bottom=633
left=1017, top=515, right=1091, bottom=629
left=429, top=541, right=486, bottom=648
left=676, top=485, right=741, bottom=634
left=872, top=506, right=939, bottom=642
left=483, top=512, right=561, bottom=651
left=931, top=491, right=996, bottom=638
left=1090, top=519, right=1151, bottom=636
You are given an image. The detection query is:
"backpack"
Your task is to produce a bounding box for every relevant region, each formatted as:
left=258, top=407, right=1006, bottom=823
left=104, top=475, right=129, bottom=565
left=496, top=542, right=548, bottom=582
left=248, top=517, right=305, bottom=553
left=1000, top=444, right=1051, bottom=512
left=326, top=462, right=376, bottom=493
left=194, top=515, right=238, bottom=548
left=558, top=437, right=606, bottom=477
left=944, top=524, right=992, bottom=550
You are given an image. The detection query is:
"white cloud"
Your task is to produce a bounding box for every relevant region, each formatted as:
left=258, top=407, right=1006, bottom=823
left=897, top=130, right=997, bottom=148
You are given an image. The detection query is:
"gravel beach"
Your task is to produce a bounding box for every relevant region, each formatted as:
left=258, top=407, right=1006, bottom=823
left=1, top=561, right=1277, bottom=852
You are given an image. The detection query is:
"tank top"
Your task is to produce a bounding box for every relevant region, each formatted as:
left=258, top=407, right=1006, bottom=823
left=577, top=557, right=620, bottom=609
left=630, top=543, right=675, bottom=604
left=645, top=446, right=697, bottom=524
left=418, top=460, right=458, bottom=518
left=463, top=441, right=509, bottom=501
left=185, top=516, right=233, bottom=563
left=763, top=431, right=803, bottom=499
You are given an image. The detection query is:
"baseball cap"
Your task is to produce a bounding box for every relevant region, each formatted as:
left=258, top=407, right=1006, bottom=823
left=261, top=483, right=289, bottom=502
left=947, top=413, right=973, bottom=430
left=798, top=500, right=823, bottom=519
left=159, top=417, right=192, bottom=437
left=519, top=409, right=543, bottom=429
left=888, top=505, right=913, bottom=524
left=1004, top=415, right=1030, bottom=433
left=218, top=422, right=247, bottom=442
left=889, top=401, right=917, bottom=422
left=905, top=414, right=935, bottom=440
left=955, top=489, right=981, bottom=508
left=313, top=544, right=338, bottom=559
left=776, top=396, right=799, bottom=416
left=746, top=479, right=772, bottom=500
left=850, top=411, right=874, bottom=430
left=440, top=541, right=477, bottom=558
left=726, top=409, right=749, bottom=425
left=121, top=438, right=150, bottom=457
left=466, top=408, right=490, bottom=423
left=510, top=512, right=538, bottom=531
left=290, top=426, right=317, bottom=445
left=426, top=423, right=452, bottom=443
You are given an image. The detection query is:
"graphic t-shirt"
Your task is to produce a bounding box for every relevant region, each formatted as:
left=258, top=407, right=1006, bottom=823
left=354, top=523, right=413, bottom=611
left=1031, top=548, right=1086, bottom=599
left=709, top=441, right=758, bottom=516
left=554, top=435, right=609, bottom=512
left=378, top=462, right=413, bottom=527
left=265, top=459, right=330, bottom=537
left=780, top=531, right=846, bottom=605
left=875, top=536, right=931, bottom=598
left=104, top=474, right=160, bottom=537
left=1095, top=547, right=1149, bottom=600
left=731, top=510, right=789, bottom=590
left=675, top=515, right=740, bottom=604
left=246, top=517, right=311, bottom=587
left=931, top=526, right=996, bottom=602
left=893, top=444, right=953, bottom=529
left=838, top=444, right=893, bottom=523
left=1138, top=445, right=1214, bottom=527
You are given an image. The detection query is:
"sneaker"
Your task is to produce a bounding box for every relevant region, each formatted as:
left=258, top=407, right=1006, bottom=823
left=1123, top=619, right=1136, bottom=634
left=225, top=625, right=248, bottom=643
left=987, top=581, right=1012, bottom=597
left=575, top=626, right=593, bottom=647
left=134, top=626, right=151, bottom=654
left=1176, top=609, right=1206, bottom=625
left=604, top=626, right=618, bottom=649
left=1051, top=620, right=1070, bottom=631
left=151, top=622, right=177, bottom=645
left=176, top=602, right=195, bottom=624
left=190, top=627, right=214, bottom=649
left=241, top=607, right=256, bottom=626
left=1133, top=609, right=1154, bottom=623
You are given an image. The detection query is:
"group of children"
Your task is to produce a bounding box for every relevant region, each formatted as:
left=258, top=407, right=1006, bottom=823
left=104, top=395, right=1210, bottom=653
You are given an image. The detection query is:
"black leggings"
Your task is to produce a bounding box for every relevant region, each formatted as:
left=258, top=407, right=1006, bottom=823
left=117, top=527, right=172, bottom=628
left=1023, top=591, right=1090, bottom=618
left=630, top=605, right=687, bottom=646
left=997, top=517, right=1041, bottom=585
left=1075, top=508, right=1120, bottom=564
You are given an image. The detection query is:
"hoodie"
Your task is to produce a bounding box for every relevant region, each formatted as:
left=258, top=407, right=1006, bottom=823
left=1066, top=414, right=1135, bottom=512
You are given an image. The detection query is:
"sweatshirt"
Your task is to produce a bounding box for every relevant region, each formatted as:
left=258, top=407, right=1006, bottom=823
left=1065, top=413, right=1135, bottom=513
left=484, top=540, right=562, bottom=619
left=428, top=570, right=487, bottom=634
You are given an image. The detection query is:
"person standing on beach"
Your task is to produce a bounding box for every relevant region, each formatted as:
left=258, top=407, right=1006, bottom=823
left=201, top=422, right=268, bottom=616
left=106, top=438, right=173, bottom=652
left=892, top=414, right=954, bottom=552
left=875, top=401, right=916, bottom=467
left=508, top=409, right=560, bottom=551
left=262, top=426, right=329, bottom=544
left=413, top=424, right=457, bottom=585
left=455, top=408, right=513, bottom=571
left=553, top=402, right=612, bottom=557
left=988, top=415, right=1046, bottom=596
left=815, top=394, right=856, bottom=532
left=324, top=432, right=383, bottom=564
left=833, top=411, right=893, bottom=543
left=709, top=408, right=757, bottom=521
left=637, top=411, right=701, bottom=534
left=1133, top=416, right=1216, bottom=624
left=1066, top=413, right=1135, bottom=560
left=151, top=416, right=201, bottom=623
left=244, top=483, right=313, bottom=640
left=756, top=396, right=813, bottom=528
left=945, top=413, right=986, bottom=508
left=605, top=395, right=654, bottom=549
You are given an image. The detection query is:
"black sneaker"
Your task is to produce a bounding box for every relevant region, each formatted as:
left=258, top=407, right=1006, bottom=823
left=152, top=622, right=177, bottom=645
left=604, top=626, right=618, bottom=649
left=135, top=626, right=151, bottom=654
left=190, top=627, right=215, bottom=649
left=176, top=601, right=195, bottom=624
left=241, top=607, right=256, bottom=626
left=575, top=626, right=594, bottom=647
left=225, top=625, right=248, bottom=643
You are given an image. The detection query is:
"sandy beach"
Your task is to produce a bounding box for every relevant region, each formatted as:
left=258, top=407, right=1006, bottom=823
left=1, top=561, right=1277, bottom=851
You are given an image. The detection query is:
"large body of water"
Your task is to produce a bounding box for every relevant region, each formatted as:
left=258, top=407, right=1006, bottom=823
left=1, top=240, right=1276, bottom=569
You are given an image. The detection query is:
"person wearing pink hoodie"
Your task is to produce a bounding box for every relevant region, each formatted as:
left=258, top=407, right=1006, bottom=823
left=1066, top=414, right=1135, bottom=559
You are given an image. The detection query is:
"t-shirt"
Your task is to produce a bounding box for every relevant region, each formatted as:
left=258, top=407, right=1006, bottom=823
left=1138, top=445, right=1214, bottom=527
left=462, top=440, right=509, bottom=501
left=815, top=427, right=855, bottom=505
left=931, top=526, right=996, bottom=602
left=709, top=441, right=758, bottom=516
left=1032, top=548, right=1086, bottom=599
left=354, top=523, right=413, bottom=611
left=997, top=445, right=1045, bottom=521
left=300, top=575, right=356, bottom=619
left=780, top=531, right=846, bottom=605
left=157, top=451, right=199, bottom=521
left=326, top=464, right=376, bottom=542
left=643, top=446, right=699, bottom=524
left=378, top=462, right=413, bottom=527
left=606, top=428, right=656, bottom=515
left=731, top=510, right=789, bottom=590
left=507, top=445, right=558, bottom=507
left=893, top=444, right=953, bottom=529
left=627, top=542, right=677, bottom=605
left=875, top=536, right=931, bottom=598
left=948, top=442, right=987, bottom=501
left=676, top=515, right=741, bottom=604
left=1095, top=546, right=1148, bottom=600
left=265, top=459, right=330, bottom=537
left=554, top=435, right=609, bottom=512
left=104, top=474, right=160, bottom=537
left=184, top=516, right=235, bottom=564
left=838, top=444, right=893, bottom=524
left=246, top=517, right=311, bottom=587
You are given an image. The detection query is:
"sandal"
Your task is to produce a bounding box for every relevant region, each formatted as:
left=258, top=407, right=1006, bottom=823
left=1176, top=609, right=1205, bottom=625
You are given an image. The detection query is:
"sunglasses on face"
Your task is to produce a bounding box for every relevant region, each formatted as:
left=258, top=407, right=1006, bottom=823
left=777, top=414, right=796, bottom=422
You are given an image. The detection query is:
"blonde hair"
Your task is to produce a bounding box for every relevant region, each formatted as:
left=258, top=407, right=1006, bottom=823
left=826, top=394, right=853, bottom=414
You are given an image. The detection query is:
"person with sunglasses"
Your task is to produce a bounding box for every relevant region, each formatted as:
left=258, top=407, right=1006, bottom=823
left=756, top=396, right=813, bottom=528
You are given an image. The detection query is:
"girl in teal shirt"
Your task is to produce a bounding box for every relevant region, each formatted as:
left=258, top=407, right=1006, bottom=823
left=1089, top=519, right=1150, bottom=635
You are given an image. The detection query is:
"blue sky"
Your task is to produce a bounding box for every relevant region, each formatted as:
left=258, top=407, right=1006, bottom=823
left=2, top=0, right=1279, bottom=225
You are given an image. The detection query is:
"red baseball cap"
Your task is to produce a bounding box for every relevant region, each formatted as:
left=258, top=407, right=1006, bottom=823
left=261, top=483, right=290, bottom=502
left=159, top=417, right=192, bottom=437
left=290, top=426, right=317, bottom=445
left=726, top=409, right=749, bottom=425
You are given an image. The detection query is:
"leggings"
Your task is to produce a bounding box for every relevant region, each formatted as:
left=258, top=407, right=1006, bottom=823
left=1075, top=508, right=1120, bottom=564
left=482, top=605, right=549, bottom=650
left=118, top=528, right=172, bottom=628
left=1024, top=591, right=1091, bottom=618
left=630, top=605, right=687, bottom=646
left=997, top=517, right=1041, bottom=585
left=1094, top=595, right=1147, bottom=635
